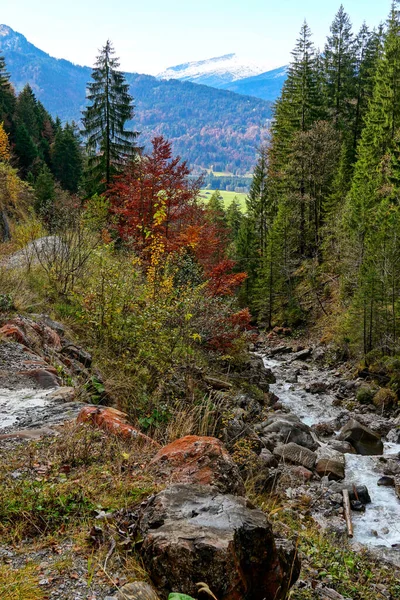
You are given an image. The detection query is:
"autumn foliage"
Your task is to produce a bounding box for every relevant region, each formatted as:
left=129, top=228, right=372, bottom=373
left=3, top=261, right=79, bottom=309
left=108, top=136, right=246, bottom=296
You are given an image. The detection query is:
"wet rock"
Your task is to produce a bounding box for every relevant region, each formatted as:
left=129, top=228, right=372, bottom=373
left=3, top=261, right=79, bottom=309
left=258, top=414, right=317, bottom=451
left=312, top=422, right=335, bottom=437
left=268, top=345, right=292, bottom=356
left=386, top=428, right=400, bottom=444
left=115, top=582, right=160, bottom=600
left=231, top=355, right=275, bottom=391
left=377, top=476, right=395, bottom=487
left=138, top=484, right=299, bottom=600
left=315, top=447, right=345, bottom=481
left=151, top=435, right=245, bottom=495
left=289, top=348, right=312, bottom=362
left=329, top=482, right=371, bottom=504
left=383, top=459, right=400, bottom=476
left=18, top=367, right=60, bottom=389
left=77, top=406, right=159, bottom=447
left=338, top=419, right=384, bottom=455
left=274, top=442, right=317, bottom=470
left=351, top=500, right=365, bottom=512
left=328, top=440, right=356, bottom=454
left=329, top=493, right=343, bottom=505
left=306, top=381, right=328, bottom=394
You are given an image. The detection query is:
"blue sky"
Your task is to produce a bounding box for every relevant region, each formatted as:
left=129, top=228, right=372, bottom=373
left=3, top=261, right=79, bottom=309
left=2, top=0, right=391, bottom=74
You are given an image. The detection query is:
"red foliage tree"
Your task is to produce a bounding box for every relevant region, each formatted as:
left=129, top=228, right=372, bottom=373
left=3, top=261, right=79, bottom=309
left=108, top=136, right=246, bottom=296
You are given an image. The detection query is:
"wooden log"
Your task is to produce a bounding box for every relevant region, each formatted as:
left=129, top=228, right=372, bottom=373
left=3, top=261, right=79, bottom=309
left=342, top=489, right=353, bottom=538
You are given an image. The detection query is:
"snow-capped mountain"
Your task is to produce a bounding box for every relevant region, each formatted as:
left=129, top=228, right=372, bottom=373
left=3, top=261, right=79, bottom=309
left=158, top=54, right=287, bottom=102
left=158, top=53, right=268, bottom=88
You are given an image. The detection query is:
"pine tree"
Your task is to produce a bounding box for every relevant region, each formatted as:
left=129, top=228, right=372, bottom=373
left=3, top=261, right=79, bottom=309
left=52, top=122, right=83, bottom=193
left=82, top=40, right=139, bottom=192
left=15, top=124, right=37, bottom=176
left=0, top=54, right=15, bottom=130
left=246, top=147, right=272, bottom=257
left=226, top=198, right=243, bottom=240
left=324, top=5, right=357, bottom=129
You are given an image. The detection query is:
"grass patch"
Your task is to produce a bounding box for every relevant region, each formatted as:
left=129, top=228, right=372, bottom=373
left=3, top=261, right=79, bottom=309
left=0, top=563, right=45, bottom=600
left=0, top=423, right=158, bottom=543
left=199, top=189, right=247, bottom=211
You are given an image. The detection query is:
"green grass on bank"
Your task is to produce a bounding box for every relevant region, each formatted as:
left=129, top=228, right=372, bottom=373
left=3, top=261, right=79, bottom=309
left=199, top=189, right=248, bottom=211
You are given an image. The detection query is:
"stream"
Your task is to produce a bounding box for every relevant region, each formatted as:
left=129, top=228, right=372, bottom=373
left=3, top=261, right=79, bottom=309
left=263, top=354, right=400, bottom=552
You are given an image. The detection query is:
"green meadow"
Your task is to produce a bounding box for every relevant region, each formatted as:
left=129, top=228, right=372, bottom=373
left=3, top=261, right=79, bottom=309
left=199, top=189, right=247, bottom=211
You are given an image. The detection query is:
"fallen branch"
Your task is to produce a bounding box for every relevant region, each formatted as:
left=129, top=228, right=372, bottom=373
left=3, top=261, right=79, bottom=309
left=342, top=489, right=353, bottom=538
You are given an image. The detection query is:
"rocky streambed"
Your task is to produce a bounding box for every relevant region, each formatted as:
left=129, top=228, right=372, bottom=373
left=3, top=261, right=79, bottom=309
left=262, top=349, right=400, bottom=557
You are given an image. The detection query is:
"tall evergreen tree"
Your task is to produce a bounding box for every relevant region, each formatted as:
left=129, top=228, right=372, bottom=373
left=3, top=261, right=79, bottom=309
left=246, top=147, right=271, bottom=258
left=324, top=5, right=357, bottom=129
left=82, top=40, right=139, bottom=193
left=52, top=122, right=83, bottom=193
left=0, top=54, right=15, bottom=130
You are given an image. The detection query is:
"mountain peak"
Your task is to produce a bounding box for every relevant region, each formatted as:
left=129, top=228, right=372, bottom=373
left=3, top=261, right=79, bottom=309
left=158, top=53, right=267, bottom=87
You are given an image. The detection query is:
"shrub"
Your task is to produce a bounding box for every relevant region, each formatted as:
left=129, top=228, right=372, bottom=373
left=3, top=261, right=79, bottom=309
left=373, top=387, right=398, bottom=409
left=356, top=385, right=375, bottom=405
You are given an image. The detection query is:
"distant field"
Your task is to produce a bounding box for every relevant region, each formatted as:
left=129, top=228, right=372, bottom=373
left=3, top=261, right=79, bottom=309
left=199, top=189, right=247, bottom=211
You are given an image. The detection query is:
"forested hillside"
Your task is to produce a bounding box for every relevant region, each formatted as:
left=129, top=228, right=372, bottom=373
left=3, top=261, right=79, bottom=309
left=228, top=4, right=400, bottom=363
left=0, top=25, right=272, bottom=175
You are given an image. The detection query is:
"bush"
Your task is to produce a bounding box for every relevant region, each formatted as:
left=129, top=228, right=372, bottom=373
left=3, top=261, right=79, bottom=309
left=373, top=387, right=398, bottom=409
left=356, top=385, right=375, bottom=405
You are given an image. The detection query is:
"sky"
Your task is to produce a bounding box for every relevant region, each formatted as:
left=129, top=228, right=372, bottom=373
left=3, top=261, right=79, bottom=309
left=1, top=0, right=391, bottom=75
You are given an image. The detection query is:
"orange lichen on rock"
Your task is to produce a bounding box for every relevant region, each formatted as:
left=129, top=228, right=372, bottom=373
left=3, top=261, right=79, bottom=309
left=77, top=406, right=160, bottom=447
left=151, top=435, right=245, bottom=495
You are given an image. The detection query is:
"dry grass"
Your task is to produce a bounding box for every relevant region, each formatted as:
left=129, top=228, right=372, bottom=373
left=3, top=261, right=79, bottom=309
left=0, top=563, right=45, bottom=600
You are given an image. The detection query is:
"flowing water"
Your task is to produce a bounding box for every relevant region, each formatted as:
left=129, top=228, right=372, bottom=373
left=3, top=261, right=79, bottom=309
left=263, top=354, right=400, bottom=551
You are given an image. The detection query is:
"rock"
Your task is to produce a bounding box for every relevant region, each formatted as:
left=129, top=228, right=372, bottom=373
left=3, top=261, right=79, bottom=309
left=115, top=582, right=160, bottom=600
left=383, top=459, right=400, bottom=476
left=330, top=482, right=371, bottom=505
left=378, top=476, right=395, bottom=487
left=259, top=414, right=317, bottom=451
left=47, top=386, right=76, bottom=402
left=151, top=435, right=245, bottom=495
left=306, top=381, right=328, bottom=394
left=289, top=348, right=312, bottom=362
left=18, top=367, right=60, bottom=389
left=328, top=440, right=356, bottom=454
left=315, top=447, right=345, bottom=481
left=77, top=406, right=159, bottom=447
left=268, top=345, right=292, bottom=356
left=259, top=448, right=278, bottom=468
left=274, top=442, right=317, bottom=470
left=61, top=343, right=92, bottom=367
left=138, top=484, right=299, bottom=600
left=231, top=355, right=275, bottom=391
left=222, top=418, right=262, bottom=453
left=275, top=538, right=302, bottom=596
left=338, top=419, right=384, bottom=455
left=287, top=465, right=313, bottom=482
left=351, top=500, right=365, bottom=512
left=329, top=493, right=343, bottom=505
left=315, top=587, right=347, bottom=600
left=312, top=422, right=335, bottom=437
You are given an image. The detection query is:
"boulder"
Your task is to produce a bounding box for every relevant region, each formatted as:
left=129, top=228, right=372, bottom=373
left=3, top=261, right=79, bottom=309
left=259, top=414, right=317, bottom=451
left=329, top=482, right=371, bottom=504
left=315, top=447, right=345, bottom=481
left=151, top=435, right=245, bottom=495
left=47, top=386, right=76, bottom=403
left=273, top=442, right=317, bottom=470
left=61, top=343, right=92, bottom=367
left=377, top=476, right=395, bottom=487
left=306, top=381, right=328, bottom=394
left=77, top=406, right=159, bottom=447
left=338, top=419, right=384, bottom=455
left=138, top=484, right=299, bottom=600
left=230, top=355, right=275, bottom=391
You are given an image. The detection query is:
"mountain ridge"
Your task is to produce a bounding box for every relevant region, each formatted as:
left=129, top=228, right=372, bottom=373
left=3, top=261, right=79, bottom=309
left=0, top=25, right=273, bottom=175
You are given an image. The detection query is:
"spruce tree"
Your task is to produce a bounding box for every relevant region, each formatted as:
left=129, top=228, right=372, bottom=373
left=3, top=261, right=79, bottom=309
left=34, top=163, right=56, bottom=228
left=246, top=147, right=271, bottom=257
left=324, top=5, right=357, bottom=129
left=226, top=198, right=243, bottom=240
left=0, top=54, right=15, bottom=129
left=15, top=124, right=37, bottom=176
left=82, top=40, right=139, bottom=192
left=52, top=123, right=83, bottom=193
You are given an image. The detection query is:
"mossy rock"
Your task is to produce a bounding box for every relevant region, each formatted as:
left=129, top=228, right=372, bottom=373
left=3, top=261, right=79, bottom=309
left=373, top=387, right=398, bottom=409
left=356, top=385, right=376, bottom=405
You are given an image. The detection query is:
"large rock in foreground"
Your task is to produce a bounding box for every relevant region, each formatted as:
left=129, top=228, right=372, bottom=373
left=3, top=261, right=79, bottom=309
left=139, top=484, right=299, bottom=600
left=338, top=419, right=383, bottom=455
left=151, top=435, right=245, bottom=495
left=315, top=447, right=345, bottom=481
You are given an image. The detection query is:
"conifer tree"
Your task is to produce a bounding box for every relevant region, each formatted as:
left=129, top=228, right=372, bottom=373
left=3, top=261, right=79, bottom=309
left=324, top=5, right=357, bottom=129
left=0, top=54, right=15, bottom=130
left=82, top=40, right=139, bottom=193
left=52, top=123, right=83, bottom=193
left=226, top=198, right=243, bottom=240
left=15, top=124, right=37, bottom=176
left=246, top=147, right=271, bottom=257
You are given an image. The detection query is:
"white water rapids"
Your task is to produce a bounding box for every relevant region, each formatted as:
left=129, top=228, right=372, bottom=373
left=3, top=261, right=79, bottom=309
left=263, top=355, right=400, bottom=551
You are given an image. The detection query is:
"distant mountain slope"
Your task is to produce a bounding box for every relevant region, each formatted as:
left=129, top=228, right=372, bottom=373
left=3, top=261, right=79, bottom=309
left=0, top=25, right=272, bottom=174
left=221, top=66, right=287, bottom=102
left=158, top=53, right=266, bottom=88
left=158, top=54, right=287, bottom=102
